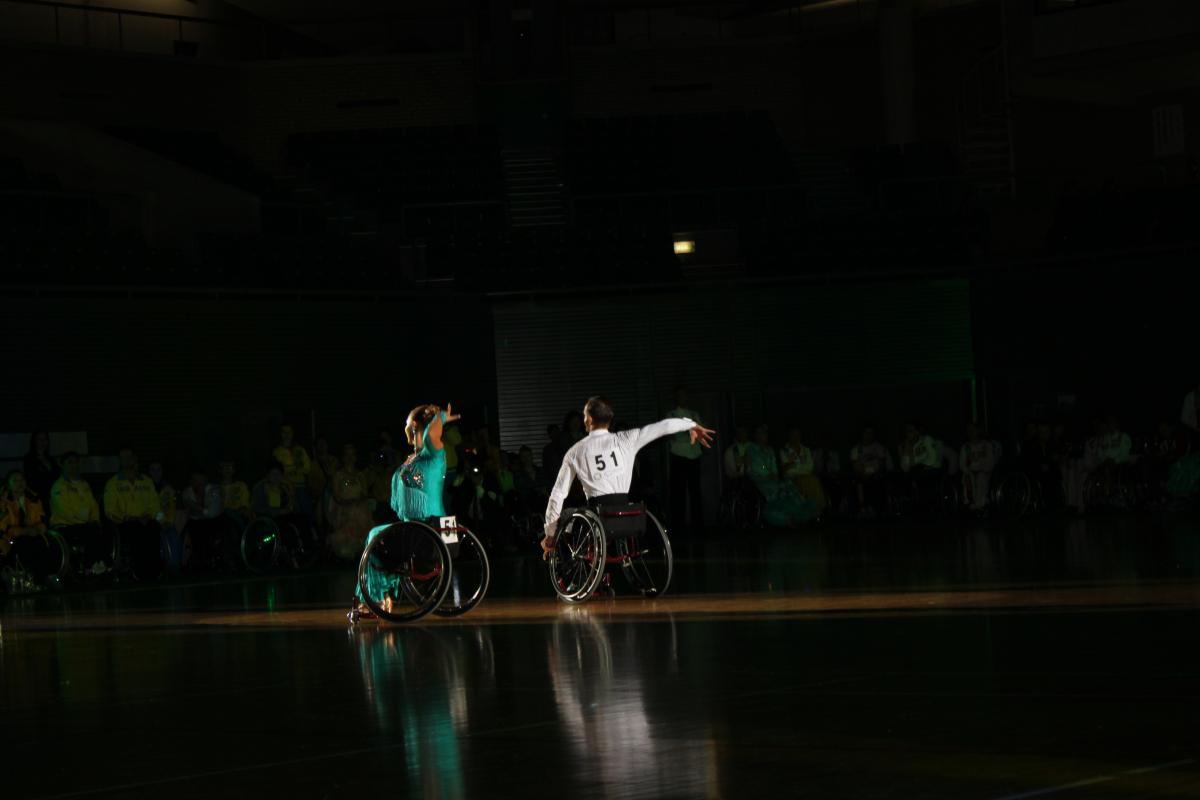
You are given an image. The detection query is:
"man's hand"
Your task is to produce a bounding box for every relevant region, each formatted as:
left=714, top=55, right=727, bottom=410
left=541, top=534, right=555, bottom=561
left=444, top=403, right=462, bottom=424
left=689, top=425, right=717, bottom=449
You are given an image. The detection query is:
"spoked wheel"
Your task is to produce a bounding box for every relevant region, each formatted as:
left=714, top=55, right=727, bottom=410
left=357, top=521, right=452, bottom=623
left=434, top=526, right=490, bottom=617
left=617, top=511, right=673, bottom=598
left=278, top=519, right=321, bottom=570
left=45, top=531, right=70, bottom=590
left=995, top=472, right=1032, bottom=517
left=548, top=510, right=606, bottom=603
left=242, top=518, right=281, bottom=572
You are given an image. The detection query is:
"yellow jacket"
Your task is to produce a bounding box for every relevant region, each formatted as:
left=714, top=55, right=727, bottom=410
left=50, top=477, right=100, bottom=526
left=103, top=473, right=161, bottom=523
left=273, top=446, right=312, bottom=486
left=0, top=491, right=47, bottom=536
left=221, top=480, right=251, bottom=513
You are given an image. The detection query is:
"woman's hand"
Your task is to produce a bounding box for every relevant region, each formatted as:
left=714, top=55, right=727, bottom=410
left=444, top=403, right=462, bottom=424
left=689, top=425, right=717, bottom=449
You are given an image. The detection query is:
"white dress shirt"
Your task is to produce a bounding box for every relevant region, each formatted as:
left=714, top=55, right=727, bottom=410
left=544, top=417, right=696, bottom=538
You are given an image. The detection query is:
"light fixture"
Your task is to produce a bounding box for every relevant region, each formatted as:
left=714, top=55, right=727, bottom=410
left=673, top=239, right=695, bottom=255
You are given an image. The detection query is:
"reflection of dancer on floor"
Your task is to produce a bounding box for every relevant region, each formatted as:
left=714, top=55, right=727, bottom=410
left=350, top=403, right=461, bottom=619
left=541, top=396, right=715, bottom=559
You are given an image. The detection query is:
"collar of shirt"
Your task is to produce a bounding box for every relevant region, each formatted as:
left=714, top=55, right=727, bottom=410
left=588, top=429, right=609, bottom=438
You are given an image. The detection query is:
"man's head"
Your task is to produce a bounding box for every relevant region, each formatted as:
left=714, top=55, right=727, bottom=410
left=30, top=432, right=49, bottom=456
left=518, top=446, right=534, bottom=467
left=546, top=424, right=560, bottom=442
left=904, top=422, right=921, bottom=443
left=341, top=443, right=358, bottom=467
left=267, top=465, right=284, bottom=487
left=753, top=425, right=769, bottom=446
left=147, top=460, right=163, bottom=484
left=735, top=426, right=749, bottom=443
left=119, top=448, right=139, bottom=475
left=189, top=472, right=207, bottom=493
left=787, top=428, right=804, bottom=448
left=861, top=426, right=877, bottom=445
left=219, top=461, right=235, bottom=483
left=280, top=424, right=295, bottom=446
left=7, top=471, right=27, bottom=496
left=966, top=423, right=981, bottom=442
left=583, top=396, right=614, bottom=432
left=60, top=452, right=82, bottom=480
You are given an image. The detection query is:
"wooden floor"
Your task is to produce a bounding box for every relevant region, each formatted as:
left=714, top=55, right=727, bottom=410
left=4, top=514, right=1200, bottom=799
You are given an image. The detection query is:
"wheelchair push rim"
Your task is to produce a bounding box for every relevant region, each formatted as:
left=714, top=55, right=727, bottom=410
left=615, top=510, right=673, bottom=598
left=241, top=518, right=281, bottom=573
left=357, top=520, right=452, bottom=623
left=548, top=510, right=607, bottom=603
left=433, top=525, right=490, bottom=617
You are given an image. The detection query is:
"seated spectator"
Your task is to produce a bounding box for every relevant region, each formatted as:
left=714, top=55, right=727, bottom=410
left=181, top=471, right=232, bottom=567
left=253, top=466, right=294, bottom=520
left=1064, top=421, right=1104, bottom=512
left=273, top=424, right=313, bottom=516
left=147, top=460, right=184, bottom=570
left=50, top=452, right=112, bottom=574
left=23, top=431, right=58, bottom=511
left=365, top=448, right=396, bottom=524
left=455, top=463, right=505, bottom=550
left=746, top=425, right=815, bottom=527
left=309, top=436, right=338, bottom=529
left=899, top=421, right=944, bottom=509
left=327, top=445, right=372, bottom=561
left=959, top=424, right=997, bottom=511
left=103, top=449, right=164, bottom=578
left=1, top=470, right=56, bottom=588
left=441, top=422, right=463, bottom=507
left=1145, top=422, right=1192, bottom=501
left=780, top=429, right=827, bottom=517
left=724, top=426, right=751, bottom=482
left=218, top=460, right=252, bottom=530
left=850, top=425, right=892, bottom=517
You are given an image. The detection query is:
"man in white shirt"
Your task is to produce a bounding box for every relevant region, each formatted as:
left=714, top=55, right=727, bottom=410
left=724, top=426, right=751, bottom=480
left=542, top=396, right=715, bottom=558
left=667, top=387, right=706, bottom=532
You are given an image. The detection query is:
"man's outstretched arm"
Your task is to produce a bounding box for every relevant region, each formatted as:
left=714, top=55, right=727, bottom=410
left=541, top=457, right=576, bottom=558
left=627, top=417, right=717, bottom=452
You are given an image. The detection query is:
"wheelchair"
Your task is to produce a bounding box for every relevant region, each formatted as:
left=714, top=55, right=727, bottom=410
left=112, top=520, right=171, bottom=582
left=547, top=498, right=673, bottom=603
left=1, top=531, right=69, bottom=593
left=1083, top=461, right=1146, bottom=511
left=719, top=479, right=763, bottom=530
left=241, top=514, right=321, bottom=572
left=352, top=515, right=490, bottom=623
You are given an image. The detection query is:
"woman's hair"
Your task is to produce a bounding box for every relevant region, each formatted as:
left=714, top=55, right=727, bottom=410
left=405, top=404, right=440, bottom=446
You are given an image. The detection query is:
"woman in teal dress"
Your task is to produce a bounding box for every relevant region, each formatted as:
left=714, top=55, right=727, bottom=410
left=745, top=425, right=816, bottom=528
left=351, top=403, right=461, bottom=618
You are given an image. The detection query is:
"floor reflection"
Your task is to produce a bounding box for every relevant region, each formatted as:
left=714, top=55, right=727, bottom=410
left=352, top=625, right=497, bottom=800
left=547, top=612, right=719, bottom=799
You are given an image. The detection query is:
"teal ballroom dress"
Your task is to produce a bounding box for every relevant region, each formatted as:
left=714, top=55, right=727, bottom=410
left=746, top=442, right=816, bottom=527
left=356, top=419, right=447, bottom=602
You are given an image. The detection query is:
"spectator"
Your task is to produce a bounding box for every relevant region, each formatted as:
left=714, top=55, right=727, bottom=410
left=218, top=460, right=252, bottom=530
left=780, top=429, right=827, bottom=517
left=328, top=444, right=372, bottom=561
left=1, top=470, right=56, bottom=588
left=23, top=431, right=58, bottom=508
left=309, top=436, right=338, bottom=528
left=147, top=460, right=183, bottom=569
left=442, top=422, right=464, bottom=500
left=668, top=387, right=705, bottom=532
left=724, top=426, right=751, bottom=481
left=899, top=421, right=944, bottom=510
left=377, top=429, right=399, bottom=470
left=50, top=452, right=111, bottom=574
left=541, top=424, right=563, bottom=476
left=562, top=410, right=585, bottom=449
left=455, top=464, right=505, bottom=550
left=365, top=448, right=395, bottom=523
left=1064, top=420, right=1104, bottom=512
left=103, top=448, right=164, bottom=578
left=850, top=425, right=892, bottom=517
left=513, top=445, right=545, bottom=514
left=273, top=424, right=313, bottom=516
left=252, top=465, right=294, bottom=520
left=959, top=423, right=997, bottom=511
left=181, top=471, right=231, bottom=567
left=746, top=425, right=814, bottom=527
left=1144, top=422, right=1188, bottom=502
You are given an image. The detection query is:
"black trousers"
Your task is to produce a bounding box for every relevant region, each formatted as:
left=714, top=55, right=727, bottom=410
left=58, top=523, right=114, bottom=568
left=670, top=455, right=703, bottom=532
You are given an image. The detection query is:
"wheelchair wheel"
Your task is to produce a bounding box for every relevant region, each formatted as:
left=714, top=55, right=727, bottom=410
left=548, top=510, right=606, bottom=603
left=278, top=519, right=321, bottom=570
left=357, top=521, right=452, bottom=623
left=617, top=511, right=673, bottom=598
left=242, top=518, right=280, bottom=573
left=45, top=532, right=69, bottom=589
left=434, top=526, right=490, bottom=617
left=994, top=472, right=1032, bottom=517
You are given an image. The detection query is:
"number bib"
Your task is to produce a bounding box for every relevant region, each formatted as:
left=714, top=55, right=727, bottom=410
left=587, top=450, right=623, bottom=483
left=438, top=516, right=459, bottom=545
